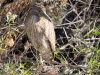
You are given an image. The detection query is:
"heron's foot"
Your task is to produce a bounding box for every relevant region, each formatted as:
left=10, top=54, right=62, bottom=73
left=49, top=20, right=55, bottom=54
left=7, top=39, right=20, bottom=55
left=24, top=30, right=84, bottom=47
left=40, top=59, right=45, bottom=65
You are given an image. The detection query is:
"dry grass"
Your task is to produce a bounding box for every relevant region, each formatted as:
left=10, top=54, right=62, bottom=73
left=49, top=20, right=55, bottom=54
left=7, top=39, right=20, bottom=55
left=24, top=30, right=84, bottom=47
left=0, top=0, right=100, bottom=75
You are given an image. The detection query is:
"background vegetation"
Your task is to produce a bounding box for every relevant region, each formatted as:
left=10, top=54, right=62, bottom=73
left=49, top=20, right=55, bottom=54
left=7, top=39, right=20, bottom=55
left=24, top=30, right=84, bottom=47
left=0, top=0, right=100, bottom=75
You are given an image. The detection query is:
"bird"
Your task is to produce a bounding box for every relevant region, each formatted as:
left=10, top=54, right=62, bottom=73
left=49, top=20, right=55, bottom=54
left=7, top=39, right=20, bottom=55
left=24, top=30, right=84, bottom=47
left=24, top=3, right=56, bottom=64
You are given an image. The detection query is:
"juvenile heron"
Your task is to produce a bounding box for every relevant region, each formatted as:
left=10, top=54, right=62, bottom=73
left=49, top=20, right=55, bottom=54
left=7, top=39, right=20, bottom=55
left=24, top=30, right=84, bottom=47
left=24, top=3, right=55, bottom=64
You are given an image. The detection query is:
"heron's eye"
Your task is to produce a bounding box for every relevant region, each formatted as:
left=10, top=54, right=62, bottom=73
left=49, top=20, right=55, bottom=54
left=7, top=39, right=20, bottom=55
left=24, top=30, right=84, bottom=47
left=38, top=9, right=43, bottom=13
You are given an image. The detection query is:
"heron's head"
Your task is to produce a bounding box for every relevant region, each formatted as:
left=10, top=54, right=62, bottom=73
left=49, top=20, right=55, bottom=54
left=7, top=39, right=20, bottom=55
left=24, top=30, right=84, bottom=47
left=28, top=3, right=51, bottom=22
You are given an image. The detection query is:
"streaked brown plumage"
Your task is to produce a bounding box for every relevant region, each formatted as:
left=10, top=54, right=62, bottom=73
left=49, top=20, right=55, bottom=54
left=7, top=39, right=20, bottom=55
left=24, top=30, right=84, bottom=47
left=24, top=3, right=55, bottom=64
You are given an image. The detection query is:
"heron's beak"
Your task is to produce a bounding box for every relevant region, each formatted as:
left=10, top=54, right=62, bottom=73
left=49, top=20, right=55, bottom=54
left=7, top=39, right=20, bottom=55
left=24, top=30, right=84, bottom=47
left=43, top=12, right=52, bottom=22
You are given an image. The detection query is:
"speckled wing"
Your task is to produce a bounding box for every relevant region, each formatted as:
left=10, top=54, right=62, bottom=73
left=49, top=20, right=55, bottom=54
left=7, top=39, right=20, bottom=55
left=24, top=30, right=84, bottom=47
left=47, top=21, right=56, bottom=57
left=40, top=17, right=56, bottom=52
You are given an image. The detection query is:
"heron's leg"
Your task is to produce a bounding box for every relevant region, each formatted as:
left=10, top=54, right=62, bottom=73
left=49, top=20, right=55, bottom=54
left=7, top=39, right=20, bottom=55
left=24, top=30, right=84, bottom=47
left=39, top=54, right=44, bottom=64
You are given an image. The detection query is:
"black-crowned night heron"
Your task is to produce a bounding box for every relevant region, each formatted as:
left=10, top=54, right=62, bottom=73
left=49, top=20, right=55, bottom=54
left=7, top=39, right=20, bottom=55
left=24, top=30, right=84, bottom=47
left=24, top=3, right=55, bottom=64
